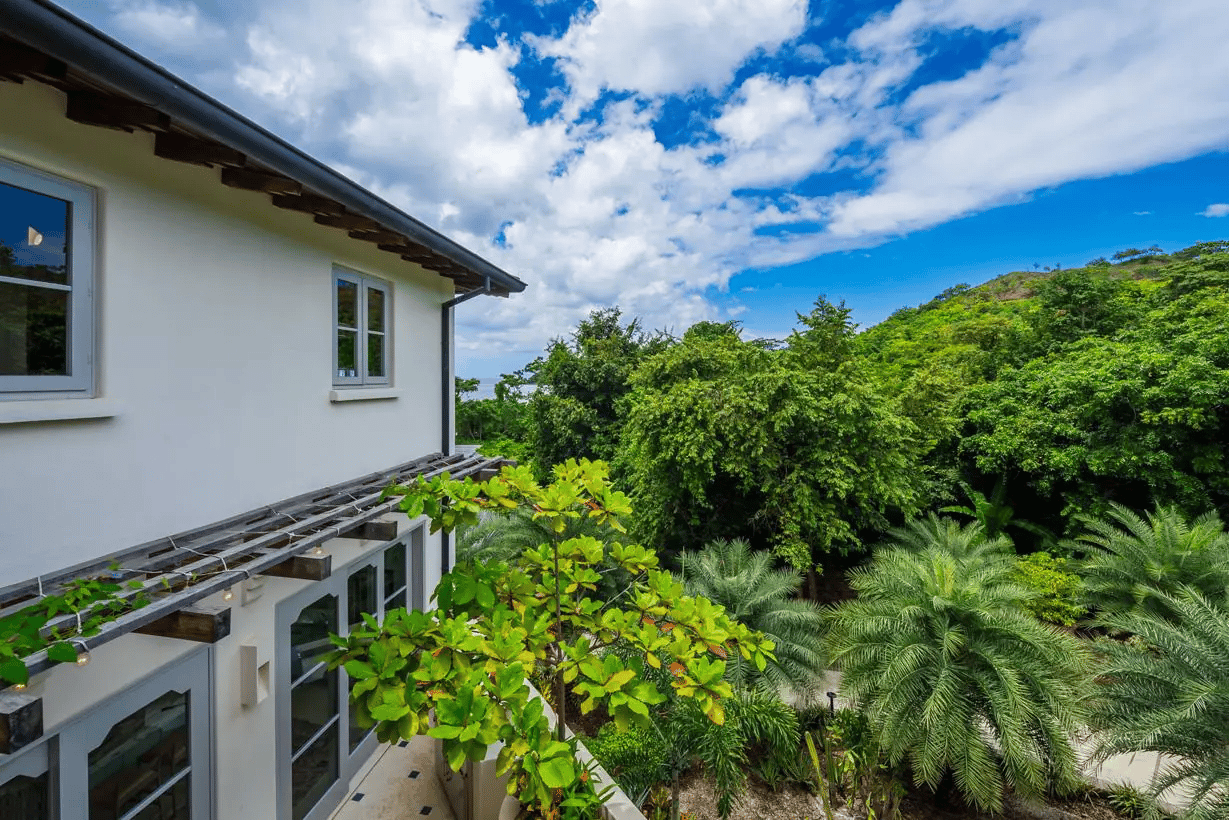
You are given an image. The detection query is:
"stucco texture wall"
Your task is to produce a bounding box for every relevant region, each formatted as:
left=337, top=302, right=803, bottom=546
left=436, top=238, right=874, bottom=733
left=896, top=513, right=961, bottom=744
left=0, top=79, right=458, bottom=586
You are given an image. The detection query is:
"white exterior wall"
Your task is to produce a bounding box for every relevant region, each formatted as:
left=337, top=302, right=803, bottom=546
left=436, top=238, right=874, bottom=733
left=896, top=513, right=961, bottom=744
left=0, top=78, right=455, bottom=586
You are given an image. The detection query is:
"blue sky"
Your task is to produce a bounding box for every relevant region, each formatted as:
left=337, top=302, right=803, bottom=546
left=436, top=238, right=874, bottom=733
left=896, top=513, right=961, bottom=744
left=55, top=0, right=1229, bottom=380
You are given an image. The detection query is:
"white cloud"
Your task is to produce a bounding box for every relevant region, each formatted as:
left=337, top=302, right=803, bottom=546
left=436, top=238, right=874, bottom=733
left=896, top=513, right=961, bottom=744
left=1201, top=203, right=1229, bottom=217
left=111, top=0, right=226, bottom=54
left=1133, top=211, right=1151, bottom=216
left=534, top=0, right=807, bottom=111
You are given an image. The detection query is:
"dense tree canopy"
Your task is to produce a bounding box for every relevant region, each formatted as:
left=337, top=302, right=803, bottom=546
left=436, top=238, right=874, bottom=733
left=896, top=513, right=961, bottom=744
left=620, top=300, right=923, bottom=570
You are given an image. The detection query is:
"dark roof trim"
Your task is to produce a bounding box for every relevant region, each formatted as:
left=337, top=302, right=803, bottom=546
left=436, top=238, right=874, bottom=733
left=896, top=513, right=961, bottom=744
left=0, top=0, right=526, bottom=296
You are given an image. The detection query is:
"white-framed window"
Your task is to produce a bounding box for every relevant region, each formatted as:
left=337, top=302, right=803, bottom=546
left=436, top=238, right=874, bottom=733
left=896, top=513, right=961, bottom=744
left=333, top=267, right=390, bottom=387
left=0, top=157, right=95, bottom=399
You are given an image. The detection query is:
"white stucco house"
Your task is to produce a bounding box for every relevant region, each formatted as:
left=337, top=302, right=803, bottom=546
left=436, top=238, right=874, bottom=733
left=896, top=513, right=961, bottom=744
left=0, top=2, right=525, bottom=819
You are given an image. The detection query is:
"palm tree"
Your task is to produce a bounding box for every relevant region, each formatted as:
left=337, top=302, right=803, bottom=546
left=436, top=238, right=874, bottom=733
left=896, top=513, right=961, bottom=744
left=456, top=507, right=550, bottom=564
left=678, top=538, right=826, bottom=694
left=884, top=512, right=1014, bottom=561
left=1091, top=587, right=1229, bottom=820
left=827, top=544, right=1090, bottom=813
left=1076, top=504, right=1229, bottom=621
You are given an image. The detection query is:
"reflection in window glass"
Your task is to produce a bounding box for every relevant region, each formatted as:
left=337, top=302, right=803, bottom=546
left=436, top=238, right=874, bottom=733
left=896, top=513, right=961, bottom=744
left=384, top=544, right=406, bottom=610
left=347, top=565, right=379, bottom=753
left=0, top=772, right=50, bottom=820
left=291, top=724, right=339, bottom=820
left=366, top=332, right=384, bottom=379
left=0, top=180, right=70, bottom=285
left=0, top=279, right=68, bottom=376
left=289, top=594, right=340, bottom=819
left=335, top=280, right=357, bottom=329
left=366, top=288, right=384, bottom=333
left=289, top=594, right=337, bottom=682
left=88, top=689, right=189, bottom=820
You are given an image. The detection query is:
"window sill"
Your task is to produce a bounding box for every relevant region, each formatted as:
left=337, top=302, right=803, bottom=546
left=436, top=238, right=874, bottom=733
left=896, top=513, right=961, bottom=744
left=329, top=388, right=400, bottom=403
left=0, top=398, right=120, bottom=424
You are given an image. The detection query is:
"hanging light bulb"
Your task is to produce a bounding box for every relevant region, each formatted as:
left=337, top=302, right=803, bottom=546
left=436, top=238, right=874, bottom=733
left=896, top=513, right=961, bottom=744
left=75, top=642, right=91, bottom=666
left=311, top=545, right=326, bottom=557
left=222, top=587, right=235, bottom=602
left=12, top=682, right=27, bottom=691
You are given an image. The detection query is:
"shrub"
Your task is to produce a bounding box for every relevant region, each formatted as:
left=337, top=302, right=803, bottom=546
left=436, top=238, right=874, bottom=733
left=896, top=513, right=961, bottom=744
left=586, top=723, right=666, bottom=805
left=1014, top=551, right=1087, bottom=626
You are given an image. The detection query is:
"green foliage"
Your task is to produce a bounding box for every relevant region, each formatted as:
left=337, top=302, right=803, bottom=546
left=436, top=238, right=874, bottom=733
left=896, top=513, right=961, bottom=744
left=827, top=542, right=1091, bottom=813
left=456, top=372, right=531, bottom=445
left=1076, top=504, right=1229, bottom=622
left=334, top=460, right=773, bottom=817
left=586, top=723, right=667, bottom=804
left=1091, top=587, right=1229, bottom=820
left=1013, top=552, right=1087, bottom=626
left=940, top=477, right=1054, bottom=545
left=677, top=539, right=826, bottom=693
left=656, top=684, right=801, bottom=818
left=623, top=298, right=923, bottom=569
left=0, top=571, right=148, bottom=685
left=880, top=513, right=1013, bottom=561
left=1105, top=783, right=1160, bottom=820
left=825, top=708, right=905, bottom=820
left=525, top=308, right=668, bottom=474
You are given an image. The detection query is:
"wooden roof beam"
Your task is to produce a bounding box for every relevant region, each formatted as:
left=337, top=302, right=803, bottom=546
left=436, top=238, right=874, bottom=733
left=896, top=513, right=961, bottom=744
left=316, top=213, right=383, bottom=232
left=260, top=552, right=331, bottom=582
left=221, top=167, right=302, bottom=195
left=155, top=132, right=245, bottom=167
left=66, top=90, right=169, bottom=132
left=0, top=39, right=66, bottom=83
left=270, top=192, right=345, bottom=216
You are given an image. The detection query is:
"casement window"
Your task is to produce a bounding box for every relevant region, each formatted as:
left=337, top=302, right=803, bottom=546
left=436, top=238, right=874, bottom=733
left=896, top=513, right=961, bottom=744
left=0, top=158, right=95, bottom=398
left=333, top=267, right=390, bottom=387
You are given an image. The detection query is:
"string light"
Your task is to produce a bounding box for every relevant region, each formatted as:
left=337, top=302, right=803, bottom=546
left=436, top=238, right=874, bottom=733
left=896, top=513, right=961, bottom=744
left=75, top=639, right=90, bottom=667
left=311, top=545, right=326, bottom=557
left=12, top=682, right=26, bottom=691
left=222, top=587, right=235, bottom=602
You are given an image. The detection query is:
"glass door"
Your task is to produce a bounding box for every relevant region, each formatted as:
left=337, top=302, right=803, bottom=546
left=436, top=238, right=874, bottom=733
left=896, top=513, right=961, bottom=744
left=0, top=742, right=52, bottom=820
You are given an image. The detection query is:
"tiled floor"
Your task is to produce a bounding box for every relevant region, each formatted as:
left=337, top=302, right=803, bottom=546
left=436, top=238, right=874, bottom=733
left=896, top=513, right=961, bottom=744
left=330, top=736, right=457, bottom=820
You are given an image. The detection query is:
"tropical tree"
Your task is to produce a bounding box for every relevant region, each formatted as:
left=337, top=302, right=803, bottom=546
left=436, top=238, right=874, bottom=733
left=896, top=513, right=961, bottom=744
left=677, top=538, right=826, bottom=694
left=622, top=300, right=923, bottom=576
left=1091, top=586, right=1229, bottom=820
left=1076, top=504, right=1229, bottom=621
left=881, top=513, right=1013, bottom=561
left=827, top=543, right=1090, bottom=812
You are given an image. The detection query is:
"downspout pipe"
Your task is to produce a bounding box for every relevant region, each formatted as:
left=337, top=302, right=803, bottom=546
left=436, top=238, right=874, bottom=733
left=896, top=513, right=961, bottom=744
left=439, top=277, right=493, bottom=573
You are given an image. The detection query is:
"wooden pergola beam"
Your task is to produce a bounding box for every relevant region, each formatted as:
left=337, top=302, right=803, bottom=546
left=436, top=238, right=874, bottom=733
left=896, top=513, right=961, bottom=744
left=0, top=693, right=42, bottom=754
left=155, top=132, right=245, bottom=167
left=260, top=552, right=332, bottom=582
left=221, top=167, right=302, bottom=195
left=135, top=604, right=231, bottom=644
left=66, top=90, right=169, bottom=132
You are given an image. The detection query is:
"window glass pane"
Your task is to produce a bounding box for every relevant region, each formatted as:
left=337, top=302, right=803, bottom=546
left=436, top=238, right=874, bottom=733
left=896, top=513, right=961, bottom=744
left=291, top=723, right=339, bottom=820
left=0, top=772, right=50, bottom=820
left=88, top=689, right=189, bottom=820
left=0, top=280, right=68, bottom=376
left=367, top=332, right=384, bottom=379
left=291, top=667, right=338, bottom=753
left=348, top=566, right=378, bottom=631
left=336, top=330, right=357, bottom=378
left=290, top=594, right=337, bottom=681
left=335, top=279, right=357, bottom=329
left=129, top=775, right=190, bottom=820
left=1, top=180, right=69, bottom=286
left=366, top=287, right=384, bottom=333
left=383, top=544, right=406, bottom=607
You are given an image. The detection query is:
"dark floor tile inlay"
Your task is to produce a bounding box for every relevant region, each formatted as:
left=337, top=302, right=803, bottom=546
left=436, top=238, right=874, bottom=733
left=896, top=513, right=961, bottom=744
left=351, top=793, right=364, bottom=802
left=420, top=807, right=433, bottom=815
left=398, top=739, right=409, bottom=747
left=408, top=770, right=421, bottom=779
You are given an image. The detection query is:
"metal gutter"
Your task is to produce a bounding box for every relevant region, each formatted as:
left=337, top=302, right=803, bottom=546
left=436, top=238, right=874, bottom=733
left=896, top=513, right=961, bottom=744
left=0, top=0, right=527, bottom=296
